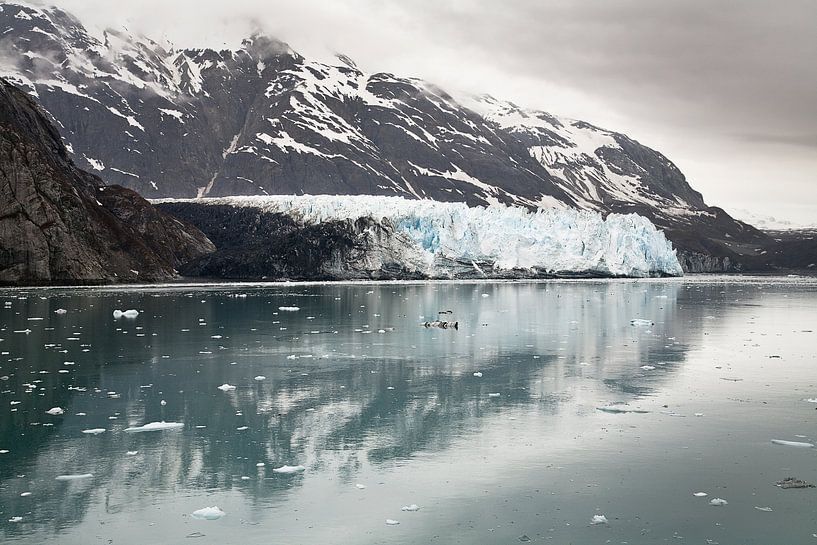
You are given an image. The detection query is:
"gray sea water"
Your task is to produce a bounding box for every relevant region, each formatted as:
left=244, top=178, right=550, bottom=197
left=0, top=277, right=815, bottom=544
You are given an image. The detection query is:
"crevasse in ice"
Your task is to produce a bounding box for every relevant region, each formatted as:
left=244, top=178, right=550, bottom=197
left=167, top=195, right=684, bottom=277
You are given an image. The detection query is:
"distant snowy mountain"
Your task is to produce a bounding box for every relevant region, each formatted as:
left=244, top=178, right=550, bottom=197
left=0, top=2, right=779, bottom=271
left=728, top=209, right=817, bottom=231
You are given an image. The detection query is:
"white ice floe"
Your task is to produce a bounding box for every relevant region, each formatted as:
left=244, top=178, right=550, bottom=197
left=401, top=504, right=421, bottom=512
left=488, top=392, right=501, bottom=397
left=191, top=506, right=225, bottom=520
left=473, top=372, right=483, bottom=377
left=54, top=309, right=67, bottom=314
left=272, top=465, right=306, bottom=474
left=385, top=519, right=400, bottom=525
left=630, top=319, right=654, bottom=327
left=45, top=407, right=64, bottom=415
left=55, top=474, right=93, bottom=481
left=8, top=516, right=22, bottom=523
left=278, top=306, right=300, bottom=311
left=113, top=309, right=139, bottom=319
left=81, top=428, right=106, bottom=435
left=754, top=506, right=773, bottom=512
left=693, top=492, right=708, bottom=497
left=126, top=451, right=138, bottom=456
left=771, top=439, right=814, bottom=448
left=124, top=421, right=184, bottom=433
left=640, top=365, right=656, bottom=370
left=217, top=384, right=236, bottom=391
left=254, top=376, right=266, bottom=381
left=596, top=406, right=649, bottom=414
left=160, top=195, right=683, bottom=277
left=709, top=498, right=728, bottom=506
left=590, top=514, right=608, bottom=525
left=355, top=483, right=367, bottom=489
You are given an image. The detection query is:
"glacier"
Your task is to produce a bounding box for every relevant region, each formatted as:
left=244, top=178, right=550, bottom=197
left=157, top=195, right=683, bottom=278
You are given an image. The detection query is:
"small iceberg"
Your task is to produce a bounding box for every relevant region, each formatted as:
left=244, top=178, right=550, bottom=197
left=113, top=309, right=139, bottom=319
left=355, top=483, right=367, bottom=489
left=709, top=498, right=728, bottom=506
left=81, top=428, right=106, bottom=435
left=385, top=519, right=400, bottom=525
left=191, top=506, right=225, bottom=520
left=54, top=309, right=67, bottom=315
left=278, top=306, right=300, bottom=312
left=55, top=473, right=93, bottom=481
left=8, top=516, right=22, bottom=523
left=473, top=372, right=483, bottom=377
left=217, top=384, right=236, bottom=391
left=692, top=492, right=708, bottom=497
left=124, top=421, right=184, bottom=433
left=590, top=514, right=608, bottom=525
left=46, top=407, right=64, bottom=415
left=596, top=406, right=649, bottom=414
left=630, top=319, right=654, bottom=327
left=771, top=439, right=814, bottom=448
left=272, top=465, right=305, bottom=474
left=401, top=504, right=421, bottom=512
left=254, top=376, right=266, bottom=381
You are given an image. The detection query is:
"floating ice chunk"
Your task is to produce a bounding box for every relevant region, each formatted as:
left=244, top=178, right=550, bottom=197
left=113, top=309, right=139, bottom=319
left=481, top=293, right=490, bottom=298
left=771, top=439, right=814, bottom=448
left=8, top=516, right=22, bottom=523
left=124, top=421, right=184, bottom=432
left=254, top=376, right=266, bottom=381
left=775, top=477, right=814, bottom=489
left=0, top=449, right=8, bottom=454
left=278, top=306, right=300, bottom=312
left=473, top=372, right=483, bottom=377
left=488, top=392, right=501, bottom=398
left=217, top=384, right=236, bottom=391
left=256, top=462, right=265, bottom=467
left=693, top=492, right=708, bottom=497
left=55, top=309, right=67, bottom=314
left=236, top=426, right=249, bottom=431
left=640, top=365, right=656, bottom=370
left=20, top=492, right=31, bottom=497
left=596, top=406, right=649, bottom=414
left=590, top=514, right=608, bottom=525
left=754, top=506, right=773, bottom=512
left=55, top=473, right=93, bottom=481
left=694, top=413, right=705, bottom=417
left=630, top=319, right=653, bottom=326
left=272, top=465, right=305, bottom=474
left=46, top=407, right=64, bottom=415
left=191, top=506, right=225, bottom=520
left=126, top=451, right=138, bottom=456
left=385, top=519, right=400, bottom=525
left=81, top=428, right=105, bottom=435
left=355, top=483, right=367, bottom=489
left=401, top=504, right=420, bottom=512
left=709, top=498, right=728, bottom=506
left=804, top=398, right=817, bottom=403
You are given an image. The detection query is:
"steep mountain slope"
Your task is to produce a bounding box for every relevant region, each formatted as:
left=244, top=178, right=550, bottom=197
left=0, top=2, right=777, bottom=271
left=0, top=77, right=213, bottom=284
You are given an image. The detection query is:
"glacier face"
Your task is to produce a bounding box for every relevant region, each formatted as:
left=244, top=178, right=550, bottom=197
left=158, top=195, right=683, bottom=278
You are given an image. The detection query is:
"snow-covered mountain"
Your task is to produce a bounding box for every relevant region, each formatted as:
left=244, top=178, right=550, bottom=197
left=0, top=2, right=777, bottom=271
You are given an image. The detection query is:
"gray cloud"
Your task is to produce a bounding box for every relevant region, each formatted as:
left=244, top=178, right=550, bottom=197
left=42, top=0, right=817, bottom=223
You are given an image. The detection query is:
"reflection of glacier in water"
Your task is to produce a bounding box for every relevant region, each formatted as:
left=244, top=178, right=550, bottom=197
left=2, top=278, right=814, bottom=544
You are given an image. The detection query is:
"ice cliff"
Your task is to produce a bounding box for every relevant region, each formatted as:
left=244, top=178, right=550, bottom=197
left=156, top=195, right=683, bottom=278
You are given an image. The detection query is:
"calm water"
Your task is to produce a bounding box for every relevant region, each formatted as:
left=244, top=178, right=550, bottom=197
left=0, top=278, right=815, bottom=544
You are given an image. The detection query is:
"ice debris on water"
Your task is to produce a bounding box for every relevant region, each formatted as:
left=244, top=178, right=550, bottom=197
left=126, top=451, right=138, bottom=456
left=191, top=506, right=225, bottom=520
left=775, top=477, right=814, bottom=489
left=596, top=406, right=649, bottom=414
left=81, top=428, right=105, bottom=435
left=590, top=514, right=608, bottom=525
left=254, top=376, right=266, bottom=381
left=278, top=306, right=300, bottom=311
left=640, top=365, right=656, bottom=370
left=385, top=519, right=400, bottom=525
left=8, top=516, right=22, bottom=523
left=473, top=372, right=483, bottom=377
left=54, top=309, right=67, bottom=314
left=754, top=506, right=773, bottom=512
left=488, top=392, right=501, bottom=398
left=771, top=439, right=814, bottom=448
left=113, top=309, right=139, bottom=319
left=46, top=407, right=64, bottom=415
left=401, top=504, right=420, bottom=512
left=709, top=498, right=728, bottom=506
left=693, top=492, right=708, bottom=497
left=272, top=465, right=305, bottom=474
left=630, top=319, right=654, bottom=327
left=124, top=421, right=184, bottom=433
left=55, top=474, right=93, bottom=481
left=217, top=384, right=236, bottom=391
left=355, top=484, right=367, bottom=489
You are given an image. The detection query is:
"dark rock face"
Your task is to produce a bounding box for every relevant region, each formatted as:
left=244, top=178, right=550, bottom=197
left=0, top=78, right=214, bottom=285
left=0, top=3, right=801, bottom=273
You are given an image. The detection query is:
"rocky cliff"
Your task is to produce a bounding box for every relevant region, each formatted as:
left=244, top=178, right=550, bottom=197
left=0, top=78, right=214, bottom=285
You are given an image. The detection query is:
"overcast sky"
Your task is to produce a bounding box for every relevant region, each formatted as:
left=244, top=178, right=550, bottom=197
left=52, top=0, right=817, bottom=224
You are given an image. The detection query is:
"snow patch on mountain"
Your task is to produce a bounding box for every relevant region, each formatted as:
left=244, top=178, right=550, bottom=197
left=157, top=195, right=682, bottom=277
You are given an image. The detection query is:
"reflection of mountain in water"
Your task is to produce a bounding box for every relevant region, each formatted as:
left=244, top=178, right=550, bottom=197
left=1, top=281, right=722, bottom=535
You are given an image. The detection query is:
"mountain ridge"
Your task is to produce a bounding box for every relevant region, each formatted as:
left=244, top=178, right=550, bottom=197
left=0, top=1, right=791, bottom=272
